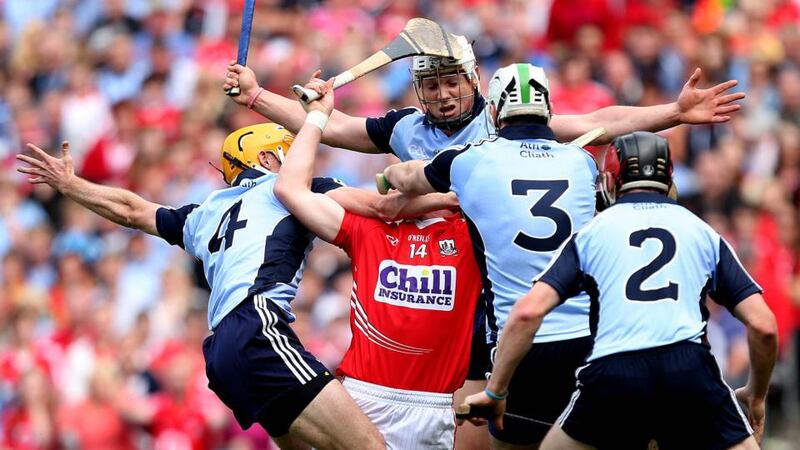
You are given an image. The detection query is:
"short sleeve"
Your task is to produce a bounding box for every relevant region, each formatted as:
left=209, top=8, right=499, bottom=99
left=424, top=147, right=467, bottom=193
left=537, top=235, right=585, bottom=303
left=311, top=177, right=345, bottom=194
left=708, top=237, right=763, bottom=311
left=366, top=108, right=418, bottom=154
left=155, top=204, right=199, bottom=248
left=332, top=211, right=370, bottom=254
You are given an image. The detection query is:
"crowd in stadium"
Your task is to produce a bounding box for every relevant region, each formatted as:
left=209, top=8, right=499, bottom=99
left=1, top=0, right=799, bottom=448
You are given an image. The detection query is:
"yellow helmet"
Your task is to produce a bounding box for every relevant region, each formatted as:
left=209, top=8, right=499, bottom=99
left=220, top=123, right=295, bottom=185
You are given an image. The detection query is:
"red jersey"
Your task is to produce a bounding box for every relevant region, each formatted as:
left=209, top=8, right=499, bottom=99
left=333, top=212, right=482, bottom=393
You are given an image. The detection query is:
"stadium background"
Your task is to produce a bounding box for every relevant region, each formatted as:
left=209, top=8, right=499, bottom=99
left=0, top=0, right=799, bottom=448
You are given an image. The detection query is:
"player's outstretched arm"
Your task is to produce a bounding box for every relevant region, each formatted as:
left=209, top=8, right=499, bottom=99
left=224, top=63, right=379, bottom=153
left=550, top=68, right=745, bottom=144
left=382, top=160, right=436, bottom=195
left=16, top=142, right=162, bottom=236
left=732, top=293, right=778, bottom=444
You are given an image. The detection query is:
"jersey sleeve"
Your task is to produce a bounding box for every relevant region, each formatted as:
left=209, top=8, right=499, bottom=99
left=365, top=108, right=418, bottom=154
left=424, top=147, right=467, bottom=193
left=311, top=176, right=345, bottom=194
left=536, top=235, right=584, bottom=303
left=155, top=204, right=199, bottom=249
left=708, top=237, right=764, bottom=311
left=332, top=211, right=369, bottom=254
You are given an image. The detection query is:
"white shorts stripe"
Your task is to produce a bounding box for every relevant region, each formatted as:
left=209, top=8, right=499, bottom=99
left=259, top=297, right=316, bottom=381
left=557, top=388, right=581, bottom=426
left=263, top=303, right=317, bottom=379
left=253, top=297, right=314, bottom=383
left=713, top=358, right=753, bottom=435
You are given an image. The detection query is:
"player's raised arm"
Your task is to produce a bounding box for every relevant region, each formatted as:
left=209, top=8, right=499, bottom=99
left=224, top=63, right=378, bottom=153
left=16, top=142, right=162, bottom=236
left=550, top=68, right=745, bottom=144
left=274, top=75, right=348, bottom=243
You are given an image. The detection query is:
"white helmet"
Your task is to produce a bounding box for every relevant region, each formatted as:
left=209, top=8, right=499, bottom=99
left=411, top=35, right=479, bottom=129
left=487, top=63, right=551, bottom=126
left=411, top=35, right=477, bottom=81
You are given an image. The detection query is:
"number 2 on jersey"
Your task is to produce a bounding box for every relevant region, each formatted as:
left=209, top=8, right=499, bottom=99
left=208, top=200, right=248, bottom=253
left=626, top=227, right=679, bottom=301
left=511, top=179, right=572, bottom=252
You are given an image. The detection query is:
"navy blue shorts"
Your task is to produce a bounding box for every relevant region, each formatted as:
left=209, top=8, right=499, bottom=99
left=203, top=295, right=334, bottom=437
left=467, top=301, right=490, bottom=381
left=559, top=341, right=752, bottom=450
left=488, top=336, right=593, bottom=445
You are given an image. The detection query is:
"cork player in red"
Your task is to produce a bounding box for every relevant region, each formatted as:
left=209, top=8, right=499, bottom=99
left=273, top=73, right=484, bottom=449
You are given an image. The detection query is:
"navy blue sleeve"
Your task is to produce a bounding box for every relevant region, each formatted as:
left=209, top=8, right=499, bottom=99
left=365, top=108, right=417, bottom=154
left=311, top=177, right=345, bottom=194
left=708, top=239, right=763, bottom=311
left=155, top=204, right=199, bottom=248
left=424, top=147, right=466, bottom=193
left=538, top=236, right=584, bottom=304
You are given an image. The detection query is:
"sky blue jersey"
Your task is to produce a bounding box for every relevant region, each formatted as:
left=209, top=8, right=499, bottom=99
left=366, top=96, right=493, bottom=161
left=424, top=123, right=598, bottom=343
left=155, top=169, right=342, bottom=329
left=538, top=192, right=763, bottom=361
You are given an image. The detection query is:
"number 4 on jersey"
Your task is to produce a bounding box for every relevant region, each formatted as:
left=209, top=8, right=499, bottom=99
left=208, top=200, right=248, bottom=253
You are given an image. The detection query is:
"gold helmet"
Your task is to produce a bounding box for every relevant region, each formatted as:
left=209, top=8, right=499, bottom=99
left=220, top=123, right=295, bottom=185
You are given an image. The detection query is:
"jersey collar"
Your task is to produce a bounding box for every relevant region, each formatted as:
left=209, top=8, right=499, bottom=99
left=233, top=168, right=271, bottom=186
left=498, top=123, right=556, bottom=141
left=614, top=191, right=677, bottom=205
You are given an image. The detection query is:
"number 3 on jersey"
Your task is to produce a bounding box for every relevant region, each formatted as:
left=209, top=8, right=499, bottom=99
left=511, top=179, right=572, bottom=252
left=208, top=200, right=248, bottom=253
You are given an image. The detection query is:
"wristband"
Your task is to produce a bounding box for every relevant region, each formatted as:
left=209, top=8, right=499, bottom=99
left=305, top=110, right=329, bottom=132
left=484, top=387, right=508, bottom=401
left=247, top=87, right=264, bottom=109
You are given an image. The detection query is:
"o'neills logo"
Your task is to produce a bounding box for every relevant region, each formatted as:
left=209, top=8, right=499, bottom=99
left=374, top=260, right=456, bottom=311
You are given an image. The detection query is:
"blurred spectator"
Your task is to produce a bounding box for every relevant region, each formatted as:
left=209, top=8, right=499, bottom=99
left=1, top=368, right=58, bottom=449
left=57, top=359, right=136, bottom=450
left=551, top=54, right=615, bottom=114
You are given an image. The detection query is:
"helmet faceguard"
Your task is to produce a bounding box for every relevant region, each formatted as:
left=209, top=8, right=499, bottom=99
left=411, top=35, right=479, bottom=131
left=220, top=123, right=295, bottom=185
left=487, top=63, right=551, bottom=129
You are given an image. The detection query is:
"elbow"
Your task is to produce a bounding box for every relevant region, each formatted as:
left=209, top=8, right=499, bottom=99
left=274, top=180, right=288, bottom=203
left=510, top=300, right=547, bottom=328
left=126, top=208, right=149, bottom=231
left=749, top=310, right=779, bottom=345
left=748, top=311, right=778, bottom=345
